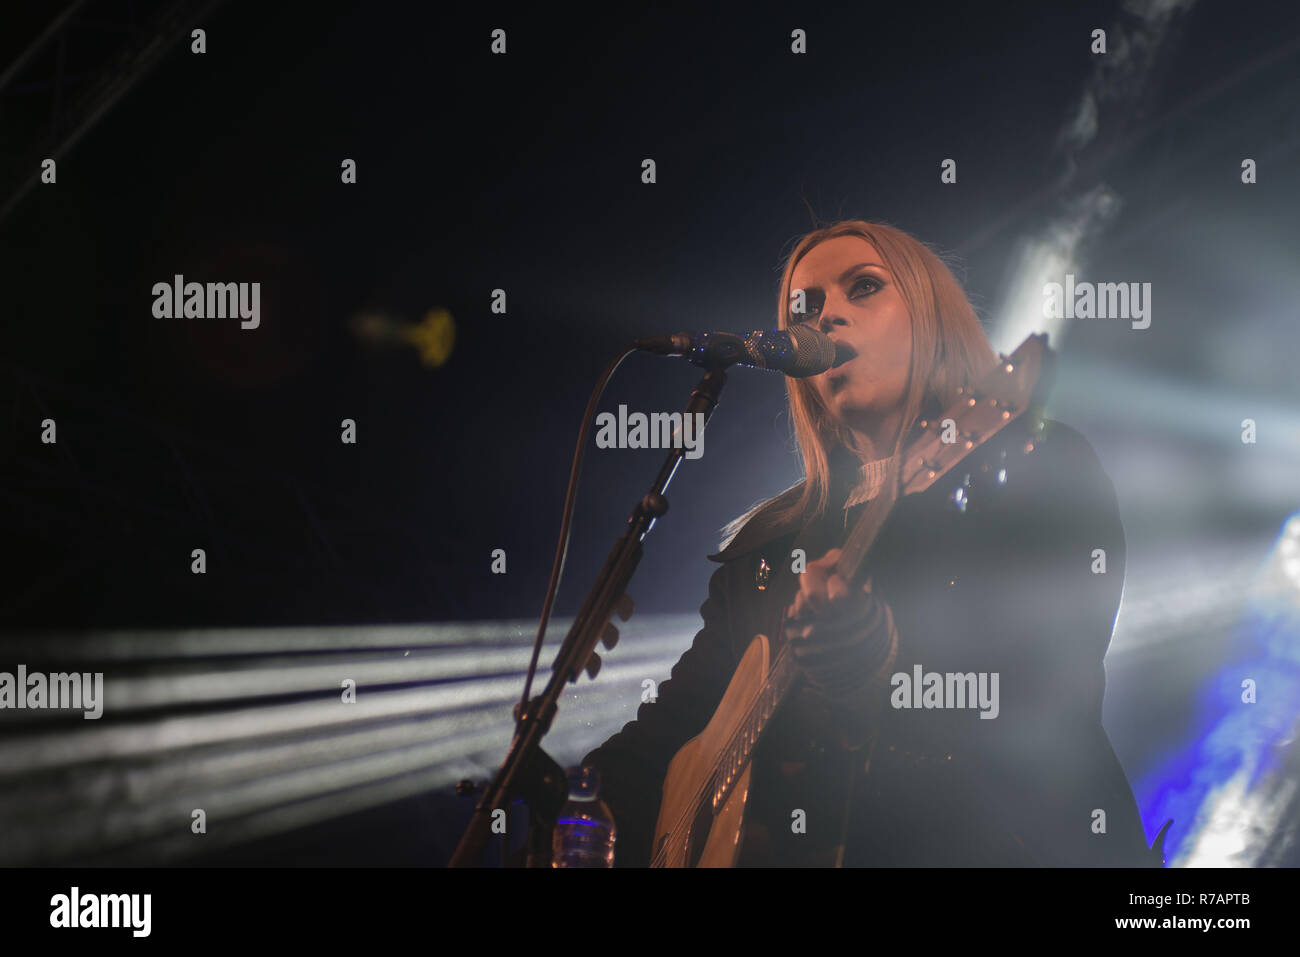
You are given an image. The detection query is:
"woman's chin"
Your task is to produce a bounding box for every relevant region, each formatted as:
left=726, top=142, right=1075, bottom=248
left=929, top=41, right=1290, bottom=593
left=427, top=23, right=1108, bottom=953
left=824, top=397, right=902, bottom=440
left=825, top=392, right=876, bottom=421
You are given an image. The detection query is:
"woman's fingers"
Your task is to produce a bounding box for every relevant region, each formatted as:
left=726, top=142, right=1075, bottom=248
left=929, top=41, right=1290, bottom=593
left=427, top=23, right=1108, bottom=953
left=788, top=597, right=881, bottom=652
left=825, top=571, right=850, bottom=603
left=785, top=547, right=845, bottom=619
left=787, top=574, right=869, bottom=623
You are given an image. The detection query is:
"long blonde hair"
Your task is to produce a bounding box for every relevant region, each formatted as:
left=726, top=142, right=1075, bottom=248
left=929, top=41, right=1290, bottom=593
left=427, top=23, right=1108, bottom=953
left=721, top=220, right=998, bottom=549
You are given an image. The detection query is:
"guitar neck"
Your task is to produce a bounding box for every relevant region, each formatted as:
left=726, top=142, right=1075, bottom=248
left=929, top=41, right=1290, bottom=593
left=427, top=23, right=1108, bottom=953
left=709, top=640, right=801, bottom=812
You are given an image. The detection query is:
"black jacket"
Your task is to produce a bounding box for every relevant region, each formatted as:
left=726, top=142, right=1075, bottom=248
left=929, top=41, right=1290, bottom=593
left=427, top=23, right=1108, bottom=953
left=583, top=418, right=1160, bottom=867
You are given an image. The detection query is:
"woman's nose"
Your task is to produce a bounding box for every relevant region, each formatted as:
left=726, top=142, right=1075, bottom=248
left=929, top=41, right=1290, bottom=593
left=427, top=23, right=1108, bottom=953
left=818, top=309, right=846, bottom=334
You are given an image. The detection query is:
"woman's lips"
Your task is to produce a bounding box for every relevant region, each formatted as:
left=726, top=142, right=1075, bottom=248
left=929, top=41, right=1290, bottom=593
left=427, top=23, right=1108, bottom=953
left=826, top=352, right=856, bottom=391
left=826, top=343, right=857, bottom=378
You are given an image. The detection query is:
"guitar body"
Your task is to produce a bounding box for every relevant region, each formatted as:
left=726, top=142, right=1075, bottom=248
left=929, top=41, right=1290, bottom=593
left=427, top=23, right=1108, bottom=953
left=652, top=634, right=769, bottom=867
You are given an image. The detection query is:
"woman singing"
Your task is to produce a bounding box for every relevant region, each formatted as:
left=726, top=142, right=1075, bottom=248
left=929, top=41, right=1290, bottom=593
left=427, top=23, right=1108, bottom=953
left=583, top=219, right=1160, bottom=867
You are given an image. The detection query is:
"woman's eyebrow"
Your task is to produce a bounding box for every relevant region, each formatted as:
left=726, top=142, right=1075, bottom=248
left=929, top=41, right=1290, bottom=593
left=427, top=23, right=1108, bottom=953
left=794, top=262, right=888, bottom=293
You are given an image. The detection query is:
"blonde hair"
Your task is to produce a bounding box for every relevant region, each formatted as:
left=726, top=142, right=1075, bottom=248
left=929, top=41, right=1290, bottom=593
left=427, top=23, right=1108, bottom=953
left=721, top=220, right=999, bottom=549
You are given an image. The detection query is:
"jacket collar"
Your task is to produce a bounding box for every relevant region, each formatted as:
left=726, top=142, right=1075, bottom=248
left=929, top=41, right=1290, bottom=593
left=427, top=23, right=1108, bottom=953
left=707, top=444, right=865, bottom=563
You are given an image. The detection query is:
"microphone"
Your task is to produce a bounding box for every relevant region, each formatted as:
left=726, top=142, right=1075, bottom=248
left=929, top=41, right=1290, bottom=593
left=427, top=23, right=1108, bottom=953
left=633, top=326, right=852, bottom=378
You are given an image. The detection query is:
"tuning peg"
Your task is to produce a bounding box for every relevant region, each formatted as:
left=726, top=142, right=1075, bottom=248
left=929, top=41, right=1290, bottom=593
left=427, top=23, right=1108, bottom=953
left=614, top=593, right=634, bottom=621
left=585, top=652, right=602, bottom=680
left=601, top=622, right=620, bottom=650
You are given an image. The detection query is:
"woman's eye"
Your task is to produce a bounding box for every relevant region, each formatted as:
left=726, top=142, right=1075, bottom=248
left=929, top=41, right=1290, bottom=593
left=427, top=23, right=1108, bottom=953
left=791, top=301, right=821, bottom=323
left=791, top=278, right=879, bottom=323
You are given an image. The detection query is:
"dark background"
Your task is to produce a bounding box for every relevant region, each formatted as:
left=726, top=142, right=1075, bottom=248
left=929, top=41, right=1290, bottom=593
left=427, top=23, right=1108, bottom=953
left=6, top=0, right=1294, bottom=630
left=1, top=0, right=1298, bottom=867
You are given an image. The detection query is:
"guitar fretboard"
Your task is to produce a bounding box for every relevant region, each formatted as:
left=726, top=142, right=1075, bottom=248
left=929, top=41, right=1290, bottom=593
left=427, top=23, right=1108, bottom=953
left=710, top=642, right=799, bottom=810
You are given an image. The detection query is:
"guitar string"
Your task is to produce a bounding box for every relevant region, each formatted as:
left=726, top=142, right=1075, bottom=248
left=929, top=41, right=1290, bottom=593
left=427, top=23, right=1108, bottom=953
left=650, top=656, right=782, bottom=865
left=651, top=642, right=797, bottom=866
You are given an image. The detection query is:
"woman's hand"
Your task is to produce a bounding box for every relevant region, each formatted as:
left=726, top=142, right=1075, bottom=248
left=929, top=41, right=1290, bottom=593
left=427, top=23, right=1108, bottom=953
left=783, top=547, right=898, bottom=701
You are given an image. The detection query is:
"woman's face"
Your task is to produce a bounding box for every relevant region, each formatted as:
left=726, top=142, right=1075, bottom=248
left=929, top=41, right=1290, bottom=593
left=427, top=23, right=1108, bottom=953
left=788, top=236, right=914, bottom=443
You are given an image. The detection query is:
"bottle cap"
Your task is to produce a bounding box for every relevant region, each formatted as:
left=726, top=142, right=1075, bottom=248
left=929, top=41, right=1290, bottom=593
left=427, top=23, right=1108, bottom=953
left=567, top=765, right=601, bottom=798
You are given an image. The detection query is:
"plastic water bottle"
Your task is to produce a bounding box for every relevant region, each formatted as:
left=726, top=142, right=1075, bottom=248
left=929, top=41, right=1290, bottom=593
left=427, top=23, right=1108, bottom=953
left=552, top=766, right=616, bottom=867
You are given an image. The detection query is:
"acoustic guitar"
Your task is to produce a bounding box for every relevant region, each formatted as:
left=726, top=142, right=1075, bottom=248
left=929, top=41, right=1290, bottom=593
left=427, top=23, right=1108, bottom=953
left=649, top=334, right=1054, bottom=867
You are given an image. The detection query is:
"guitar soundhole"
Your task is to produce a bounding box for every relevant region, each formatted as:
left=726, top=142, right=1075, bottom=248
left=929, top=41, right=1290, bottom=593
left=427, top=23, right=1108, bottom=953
left=684, top=802, right=713, bottom=867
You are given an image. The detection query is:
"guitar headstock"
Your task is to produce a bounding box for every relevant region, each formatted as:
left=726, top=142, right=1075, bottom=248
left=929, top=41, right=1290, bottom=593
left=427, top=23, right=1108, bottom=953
left=899, top=334, right=1054, bottom=496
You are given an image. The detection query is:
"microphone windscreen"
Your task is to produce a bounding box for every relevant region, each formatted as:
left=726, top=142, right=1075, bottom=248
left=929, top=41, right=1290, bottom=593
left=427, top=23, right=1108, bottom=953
left=780, top=326, right=839, bottom=377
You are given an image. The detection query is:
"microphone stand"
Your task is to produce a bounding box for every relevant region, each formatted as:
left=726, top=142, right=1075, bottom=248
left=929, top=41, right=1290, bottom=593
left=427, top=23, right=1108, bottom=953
left=449, top=364, right=729, bottom=867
